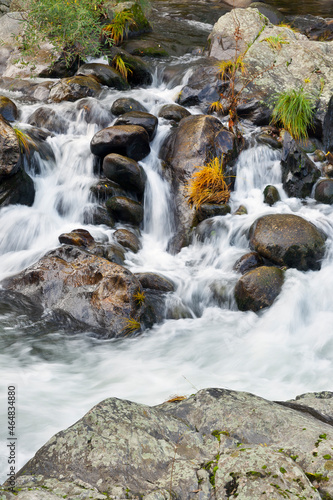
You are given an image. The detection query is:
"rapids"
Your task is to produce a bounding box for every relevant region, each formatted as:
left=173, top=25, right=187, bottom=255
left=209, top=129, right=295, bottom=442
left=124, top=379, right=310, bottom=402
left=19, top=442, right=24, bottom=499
left=1, top=0, right=333, bottom=482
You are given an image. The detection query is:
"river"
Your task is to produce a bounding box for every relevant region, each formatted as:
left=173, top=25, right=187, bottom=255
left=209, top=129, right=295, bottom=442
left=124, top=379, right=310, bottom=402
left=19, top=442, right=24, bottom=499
left=0, top=0, right=332, bottom=483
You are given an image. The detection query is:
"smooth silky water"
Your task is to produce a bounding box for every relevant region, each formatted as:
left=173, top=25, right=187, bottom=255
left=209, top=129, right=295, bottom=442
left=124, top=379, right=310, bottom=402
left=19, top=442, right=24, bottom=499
left=1, top=10, right=333, bottom=480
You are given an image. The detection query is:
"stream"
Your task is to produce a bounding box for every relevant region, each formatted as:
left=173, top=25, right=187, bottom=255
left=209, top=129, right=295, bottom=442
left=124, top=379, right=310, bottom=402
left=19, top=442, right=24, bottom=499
left=1, top=0, right=333, bottom=483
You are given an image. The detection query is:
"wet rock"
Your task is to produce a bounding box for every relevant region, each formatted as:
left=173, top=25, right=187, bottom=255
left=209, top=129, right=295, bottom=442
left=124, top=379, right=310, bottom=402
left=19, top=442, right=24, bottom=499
left=194, top=218, right=226, bottom=242
left=237, top=99, right=272, bottom=127
left=104, top=0, right=152, bottom=37
left=114, top=111, right=158, bottom=141
left=111, top=97, right=148, bottom=116
left=314, top=149, right=326, bottom=162
left=91, top=125, right=150, bottom=161
left=193, top=203, right=231, bottom=225
left=281, top=133, right=321, bottom=198
left=177, top=63, right=223, bottom=113
left=90, top=179, right=126, bottom=202
left=75, top=98, right=112, bottom=127
left=24, top=127, right=56, bottom=166
left=158, top=104, right=191, bottom=123
left=0, top=168, right=35, bottom=208
left=106, top=196, right=143, bottom=226
left=234, top=251, right=264, bottom=274
left=249, top=213, right=326, bottom=271
left=135, top=272, right=175, bottom=292
left=160, top=115, right=236, bottom=252
left=314, top=179, right=333, bottom=205
left=249, top=2, right=285, bottom=24
left=263, top=184, right=281, bottom=206
left=256, top=130, right=282, bottom=149
left=323, top=95, right=333, bottom=153
left=235, top=266, right=284, bottom=312
left=10, top=387, right=333, bottom=499
left=122, top=40, right=168, bottom=58
left=323, top=162, right=333, bottom=178
left=49, top=76, right=102, bottom=103
left=27, top=106, right=67, bottom=134
left=0, top=115, right=20, bottom=179
left=113, top=229, right=141, bottom=253
left=102, top=153, right=146, bottom=198
left=83, top=205, right=114, bottom=228
left=234, top=204, right=248, bottom=215
left=108, top=48, right=152, bottom=87
left=1, top=245, right=150, bottom=338
left=290, top=14, right=333, bottom=42
left=58, top=229, right=95, bottom=248
left=0, top=95, right=18, bottom=122
left=76, top=63, right=129, bottom=90
left=95, top=242, right=126, bottom=266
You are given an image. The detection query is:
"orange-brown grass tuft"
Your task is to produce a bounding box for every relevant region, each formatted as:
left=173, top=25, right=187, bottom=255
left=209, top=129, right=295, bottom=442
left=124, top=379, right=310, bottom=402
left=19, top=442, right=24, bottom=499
left=187, top=157, right=230, bottom=209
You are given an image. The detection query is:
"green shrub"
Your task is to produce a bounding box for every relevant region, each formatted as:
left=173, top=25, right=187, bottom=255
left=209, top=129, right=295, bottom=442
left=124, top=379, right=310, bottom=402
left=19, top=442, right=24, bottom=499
left=20, top=0, right=113, bottom=66
left=271, top=87, right=316, bottom=141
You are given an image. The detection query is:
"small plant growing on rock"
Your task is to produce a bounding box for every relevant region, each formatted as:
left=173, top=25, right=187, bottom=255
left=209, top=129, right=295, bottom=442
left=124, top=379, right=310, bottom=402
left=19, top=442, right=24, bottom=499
left=271, top=87, right=316, bottom=140
left=111, top=54, right=133, bottom=81
left=122, top=317, right=141, bottom=336
left=187, top=157, right=230, bottom=209
left=262, top=34, right=289, bottom=50
left=133, top=290, right=145, bottom=306
left=13, top=126, right=35, bottom=156
left=103, top=10, right=136, bottom=45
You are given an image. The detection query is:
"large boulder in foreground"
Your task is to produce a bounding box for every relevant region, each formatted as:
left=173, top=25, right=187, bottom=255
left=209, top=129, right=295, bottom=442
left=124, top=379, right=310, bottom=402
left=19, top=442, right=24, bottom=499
left=234, top=266, right=284, bottom=312
left=249, top=214, right=326, bottom=271
left=1, top=245, right=152, bottom=338
left=5, top=387, right=333, bottom=499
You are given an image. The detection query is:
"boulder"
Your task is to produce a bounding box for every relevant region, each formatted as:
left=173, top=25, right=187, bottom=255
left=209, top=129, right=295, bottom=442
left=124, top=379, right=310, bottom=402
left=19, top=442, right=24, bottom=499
left=135, top=272, right=175, bottom=292
left=113, top=228, right=141, bottom=253
left=76, top=63, right=129, bottom=90
left=104, top=0, right=152, bottom=37
left=91, top=125, right=150, bottom=161
left=106, top=195, right=143, bottom=225
left=314, top=179, right=333, bottom=204
left=111, top=97, right=148, bottom=116
left=90, top=179, right=126, bottom=202
left=234, top=251, right=264, bottom=274
left=158, top=104, right=191, bottom=123
left=263, top=184, right=281, bottom=206
left=0, top=168, right=35, bottom=208
left=237, top=99, right=273, bottom=127
left=1, top=245, right=151, bottom=338
left=114, top=111, right=158, bottom=141
left=108, top=48, right=152, bottom=87
left=207, top=8, right=333, bottom=126
left=58, top=229, right=95, bottom=248
left=0, top=95, right=18, bottom=121
left=49, top=76, right=102, bottom=103
left=234, top=266, right=284, bottom=312
left=27, top=106, right=68, bottom=134
left=8, top=387, right=333, bottom=499
left=194, top=203, right=231, bottom=225
left=249, top=213, right=326, bottom=271
left=102, top=153, right=146, bottom=197
left=159, top=115, right=236, bottom=252
left=83, top=205, right=114, bottom=228
left=248, top=2, right=285, bottom=24
left=281, top=133, right=321, bottom=198
left=122, top=39, right=168, bottom=58
left=0, top=115, right=20, bottom=179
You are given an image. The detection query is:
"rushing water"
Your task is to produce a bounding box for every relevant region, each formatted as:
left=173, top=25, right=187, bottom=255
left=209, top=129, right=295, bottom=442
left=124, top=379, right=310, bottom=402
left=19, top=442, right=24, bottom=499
left=1, top=1, right=333, bottom=483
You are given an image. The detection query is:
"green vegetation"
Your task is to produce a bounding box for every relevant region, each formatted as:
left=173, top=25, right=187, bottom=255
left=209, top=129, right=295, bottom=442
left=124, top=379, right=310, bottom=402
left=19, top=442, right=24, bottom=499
left=103, top=10, right=136, bottom=45
left=20, top=0, right=111, bottom=66
left=13, top=126, right=35, bottom=155
left=122, top=317, right=141, bottom=336
left=133, top=289, right=145, bottom=306
left=186, top=157, right=230, bottom=209
left=262, top=34, right=289, bottom=50
left=271, top=88, right=316, bottom=141
left=111, top=54, right=133, bottom=81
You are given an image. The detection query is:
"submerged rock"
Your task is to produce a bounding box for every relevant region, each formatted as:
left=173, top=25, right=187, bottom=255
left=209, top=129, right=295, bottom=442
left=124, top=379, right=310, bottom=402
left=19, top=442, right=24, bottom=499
left=314, top=179, right=333, bottom=204
left=27, top=106, right=68, bottom=134
left=234, top=266, right=284, bottom=312
left=1, top=245, right=152, bottom=338
left=7, top=387, right=333, bottom=499
left=263, top=184, right=281, bottom=206
left=111, top=97, right=148, bottom=116
left=249, top=213, right=326, bottom=271
left=234, top=251, right=264, bottom=274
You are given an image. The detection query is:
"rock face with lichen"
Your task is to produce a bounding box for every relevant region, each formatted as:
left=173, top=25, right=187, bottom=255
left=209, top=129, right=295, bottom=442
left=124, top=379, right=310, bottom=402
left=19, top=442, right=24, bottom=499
left=2, top=388, right=333, bottom=499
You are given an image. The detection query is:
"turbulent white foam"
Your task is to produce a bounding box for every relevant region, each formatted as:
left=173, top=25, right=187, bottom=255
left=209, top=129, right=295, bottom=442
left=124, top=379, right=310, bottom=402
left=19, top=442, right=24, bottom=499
left=1, top=80, right=333, bottom=482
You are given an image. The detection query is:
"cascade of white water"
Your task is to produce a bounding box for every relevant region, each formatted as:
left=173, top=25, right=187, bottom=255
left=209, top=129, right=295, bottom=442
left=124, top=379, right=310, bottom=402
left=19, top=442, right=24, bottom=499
left=1, top=72, right=333, bottom=482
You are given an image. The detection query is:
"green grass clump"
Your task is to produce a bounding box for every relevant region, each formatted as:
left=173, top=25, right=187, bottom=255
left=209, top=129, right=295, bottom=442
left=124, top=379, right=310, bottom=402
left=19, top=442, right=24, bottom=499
left=271, top=87, right=316, bottom=141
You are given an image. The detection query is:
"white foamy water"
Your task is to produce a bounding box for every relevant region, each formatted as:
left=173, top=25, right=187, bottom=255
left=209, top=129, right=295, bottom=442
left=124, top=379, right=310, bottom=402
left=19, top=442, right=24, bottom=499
left=1, top=76, right=333, bottom=481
